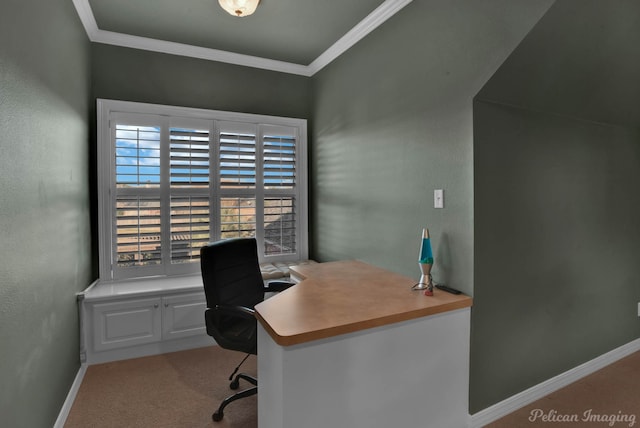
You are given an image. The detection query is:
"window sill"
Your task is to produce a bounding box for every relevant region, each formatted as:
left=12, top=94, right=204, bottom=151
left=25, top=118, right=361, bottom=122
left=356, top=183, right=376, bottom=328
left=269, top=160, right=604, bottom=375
left=81, top=274, right=204, bottom=303
left=81, top=260, right=317, bottom=303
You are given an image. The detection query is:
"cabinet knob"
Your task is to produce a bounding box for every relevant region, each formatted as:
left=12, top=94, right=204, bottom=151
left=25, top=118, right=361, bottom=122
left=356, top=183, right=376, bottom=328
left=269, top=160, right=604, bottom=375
left=164, top=303, right=169, bottom=308
left=154, top=304, right=159, bottom=308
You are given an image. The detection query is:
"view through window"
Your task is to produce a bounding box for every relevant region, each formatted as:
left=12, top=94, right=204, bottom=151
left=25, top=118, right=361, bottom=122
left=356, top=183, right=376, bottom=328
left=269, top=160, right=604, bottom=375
left=98, top=100, right=308, bottom=281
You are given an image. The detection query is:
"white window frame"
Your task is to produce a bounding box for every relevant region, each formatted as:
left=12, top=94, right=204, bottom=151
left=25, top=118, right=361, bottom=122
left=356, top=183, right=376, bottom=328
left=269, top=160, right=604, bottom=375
left=97, top=99, right=308, bottom=282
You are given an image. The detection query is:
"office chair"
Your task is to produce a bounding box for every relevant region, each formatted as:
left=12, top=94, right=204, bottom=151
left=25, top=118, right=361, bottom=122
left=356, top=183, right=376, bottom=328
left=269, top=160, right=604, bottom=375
left=200, top=238, right=293, bottom=422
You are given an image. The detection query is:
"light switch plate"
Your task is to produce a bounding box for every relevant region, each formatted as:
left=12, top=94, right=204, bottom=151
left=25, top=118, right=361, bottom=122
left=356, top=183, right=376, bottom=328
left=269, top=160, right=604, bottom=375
left=434, top=189, right=444, bottom=209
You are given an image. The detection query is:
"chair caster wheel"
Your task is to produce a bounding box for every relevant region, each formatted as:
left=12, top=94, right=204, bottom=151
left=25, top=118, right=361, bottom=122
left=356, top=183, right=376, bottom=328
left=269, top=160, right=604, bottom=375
left=212, top=411, right=223, bottom=422
left=230, top=379, right=240, bottom=390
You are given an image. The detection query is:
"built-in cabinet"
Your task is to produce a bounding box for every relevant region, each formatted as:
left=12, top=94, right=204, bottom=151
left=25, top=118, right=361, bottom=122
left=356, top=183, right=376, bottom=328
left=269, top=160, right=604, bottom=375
left=92, top=293, right=206, bottom=352
left=79, top=275, right=212, bottom=364
left=162, top=293, right=208, bottom=340
left=92, top=297, right=162, bottom=352
left=78, top=264, right=309, bottom=365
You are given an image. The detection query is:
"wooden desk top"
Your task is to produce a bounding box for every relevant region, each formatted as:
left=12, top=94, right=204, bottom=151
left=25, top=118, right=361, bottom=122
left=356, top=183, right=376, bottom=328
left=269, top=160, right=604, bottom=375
left=254, top=260, right=472, bottom=346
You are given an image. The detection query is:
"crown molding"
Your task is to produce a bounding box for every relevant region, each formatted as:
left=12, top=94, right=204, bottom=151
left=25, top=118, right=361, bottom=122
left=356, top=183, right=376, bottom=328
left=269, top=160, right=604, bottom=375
left=72, top=0, right=413, bottom=77
left=95, top=29, right=311, bottom=76
left=72, top=0, right=99, bottom=39
left=307, top=0, right=413, bottom=75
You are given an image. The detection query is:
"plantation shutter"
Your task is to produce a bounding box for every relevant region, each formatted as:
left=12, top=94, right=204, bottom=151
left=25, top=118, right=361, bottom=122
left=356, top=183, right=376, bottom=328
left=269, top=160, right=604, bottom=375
left=114, top=123, right=161, bottom=189
left=170, top=196, right=210, bottom=263
left=115, top=196, right=162, bottom=267
left=113, top=117, right=163, bottom=272
left=219, top=122, right=257, bottom=189
left=99, top=100, right=307, bottom=281
left=169, top=119, right=211, bottom=265
left=263, top=129, right=296, bottom=189
left=218, top=122, right=258, bottom=239
left=262, top=125, right=297, bottom=256
left=169, top=126, right=210, bottom=188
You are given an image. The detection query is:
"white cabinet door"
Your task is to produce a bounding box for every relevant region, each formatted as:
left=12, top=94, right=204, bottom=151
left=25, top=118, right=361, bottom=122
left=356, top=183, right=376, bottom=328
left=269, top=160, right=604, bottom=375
left=93, top=297, right=162, bottom=352
left=161, top=292, right=207, bottom=340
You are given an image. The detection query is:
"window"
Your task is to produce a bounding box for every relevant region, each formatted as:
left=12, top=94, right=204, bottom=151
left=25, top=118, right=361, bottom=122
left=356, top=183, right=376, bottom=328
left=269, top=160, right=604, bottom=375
left=98, top=99, right=308, bottom=281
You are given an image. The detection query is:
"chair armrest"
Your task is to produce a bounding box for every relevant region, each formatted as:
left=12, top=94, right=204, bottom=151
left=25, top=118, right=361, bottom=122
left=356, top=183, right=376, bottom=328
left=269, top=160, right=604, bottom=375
left=215, top=304, right=256, bottom=319
left=264, top=281, right=294, bottom=292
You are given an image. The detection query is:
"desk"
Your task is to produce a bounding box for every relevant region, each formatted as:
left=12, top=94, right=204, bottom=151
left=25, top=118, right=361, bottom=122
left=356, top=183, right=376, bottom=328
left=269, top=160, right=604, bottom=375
left=255, top=260, right=472, bottom=428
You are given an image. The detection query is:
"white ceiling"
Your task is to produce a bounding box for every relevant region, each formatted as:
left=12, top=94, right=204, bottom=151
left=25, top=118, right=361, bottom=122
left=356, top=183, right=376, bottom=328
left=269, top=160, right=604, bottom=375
left=72, top=0, right=413, bottom=76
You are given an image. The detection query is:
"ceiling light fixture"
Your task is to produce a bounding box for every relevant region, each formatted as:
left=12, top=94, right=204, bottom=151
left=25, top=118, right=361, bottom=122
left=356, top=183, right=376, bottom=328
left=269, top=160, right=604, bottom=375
left=218, top=0, right=260, bottom=17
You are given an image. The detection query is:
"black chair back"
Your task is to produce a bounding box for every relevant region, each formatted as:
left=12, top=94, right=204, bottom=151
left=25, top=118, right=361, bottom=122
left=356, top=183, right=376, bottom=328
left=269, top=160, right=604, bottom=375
left=200, top=238, right=265, bottom=355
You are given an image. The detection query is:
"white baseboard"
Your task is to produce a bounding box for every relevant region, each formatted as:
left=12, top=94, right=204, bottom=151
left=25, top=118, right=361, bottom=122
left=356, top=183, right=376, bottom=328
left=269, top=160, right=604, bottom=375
left=469, top=338, right=640, bottom=428
left=54, top=364, right=87, bottom=428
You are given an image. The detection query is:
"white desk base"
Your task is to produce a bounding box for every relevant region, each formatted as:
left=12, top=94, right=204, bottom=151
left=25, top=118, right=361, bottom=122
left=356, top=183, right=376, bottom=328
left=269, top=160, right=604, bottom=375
left=258, top=307, right=471, bottom=428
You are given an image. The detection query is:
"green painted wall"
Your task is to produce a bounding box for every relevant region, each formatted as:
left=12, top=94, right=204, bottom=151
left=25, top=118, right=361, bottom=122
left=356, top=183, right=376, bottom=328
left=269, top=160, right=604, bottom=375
left=91, top=44, right=312, bottom=119
left=309, top=0, right=553, bottom=291
left=472, top=0, right=640, bottom=412
left=0, top=0, right=92, bottom=426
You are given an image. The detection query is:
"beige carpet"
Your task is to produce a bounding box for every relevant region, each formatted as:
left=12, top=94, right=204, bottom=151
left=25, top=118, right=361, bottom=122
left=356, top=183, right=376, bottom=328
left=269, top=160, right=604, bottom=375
left=65, top=346, right=257, bottom=428
left=486, top=350, right=640, bottom=427
left=65, top=346, right=640, bottom=427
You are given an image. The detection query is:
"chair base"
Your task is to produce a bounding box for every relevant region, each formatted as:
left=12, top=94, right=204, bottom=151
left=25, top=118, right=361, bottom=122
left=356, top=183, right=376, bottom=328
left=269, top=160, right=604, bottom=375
left=212, top=373, right=257, bottom=422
